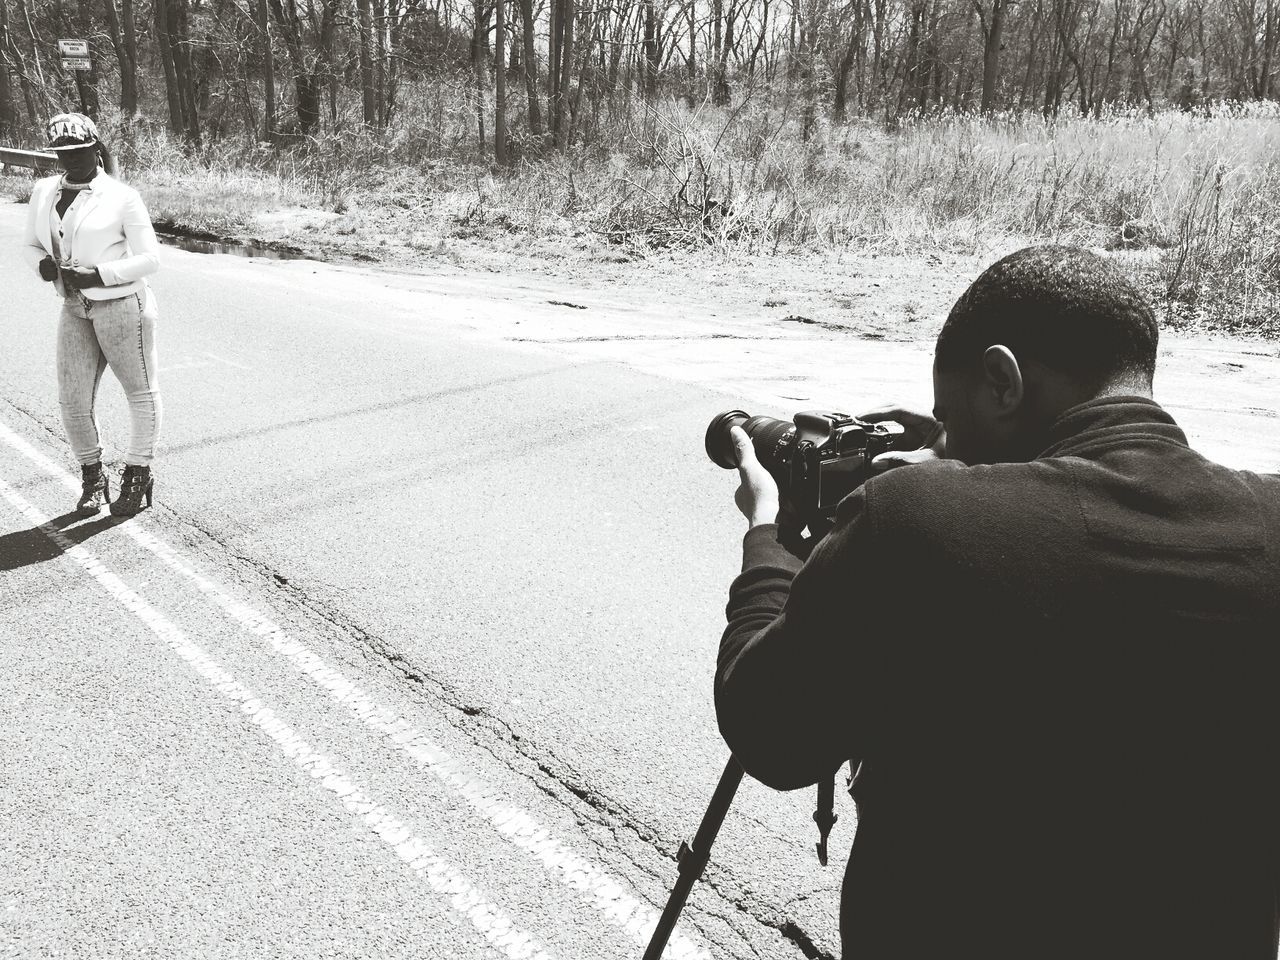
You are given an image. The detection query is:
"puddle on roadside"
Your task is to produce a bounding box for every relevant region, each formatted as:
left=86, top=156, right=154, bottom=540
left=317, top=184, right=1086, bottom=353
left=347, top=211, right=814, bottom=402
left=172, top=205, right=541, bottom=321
left=158, top=233, right=310, bottom=261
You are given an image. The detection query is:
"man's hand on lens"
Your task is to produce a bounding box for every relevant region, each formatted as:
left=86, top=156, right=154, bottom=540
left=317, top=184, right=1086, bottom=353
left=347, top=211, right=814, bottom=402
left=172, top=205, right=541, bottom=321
left=731, top=425, right=815, bottom=556
left=62, top=267, right=104, bottom=290
left=38, top=256, right=59, bottom=282
left=860, top=406, right=946, bottom=472
left=730, top=425, right=781, bottom=528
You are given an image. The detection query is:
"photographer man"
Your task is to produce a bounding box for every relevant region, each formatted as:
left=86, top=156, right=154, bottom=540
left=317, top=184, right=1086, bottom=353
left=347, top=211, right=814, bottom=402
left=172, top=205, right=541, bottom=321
left=717, top=246, right=1279, bottom=959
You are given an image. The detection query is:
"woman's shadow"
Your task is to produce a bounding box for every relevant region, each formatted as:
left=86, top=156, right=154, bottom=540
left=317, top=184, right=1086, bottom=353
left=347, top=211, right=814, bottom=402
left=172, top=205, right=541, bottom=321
left=0, top=511, right=122, bottom=572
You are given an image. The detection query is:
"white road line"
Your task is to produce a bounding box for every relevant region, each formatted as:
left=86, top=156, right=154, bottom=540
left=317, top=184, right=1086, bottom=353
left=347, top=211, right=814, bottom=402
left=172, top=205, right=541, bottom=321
left=0, top=419, right=710, bottom=960
left=0, top=473, right=555, bottom=960
left=203, top=351, right=254, bottom=370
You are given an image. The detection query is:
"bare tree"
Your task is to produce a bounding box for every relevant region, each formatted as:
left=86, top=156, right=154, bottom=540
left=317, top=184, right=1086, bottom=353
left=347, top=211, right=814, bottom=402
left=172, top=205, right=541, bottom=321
left=99, top=0, right=137, bottom=117
left=268, top=0, right=336, bottom=135
left=553, top=0, right=572, bottom=146
left=516, top=0, right=540, bottom=136
left=356, top=0, right=376, bottom=125
left=495, top=0, right=508, bottom=161
left=972, top=0, right=1009, bottom=111
left=472, top=0, right=486, bottom=154
left=0, top=0, right=16, bottom=135
left=254, top=0, right=275, bottom=138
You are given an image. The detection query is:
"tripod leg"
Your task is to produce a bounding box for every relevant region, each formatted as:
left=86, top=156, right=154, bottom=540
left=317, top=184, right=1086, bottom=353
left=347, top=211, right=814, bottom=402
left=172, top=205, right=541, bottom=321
left=642, top=758, right=745, bottom=960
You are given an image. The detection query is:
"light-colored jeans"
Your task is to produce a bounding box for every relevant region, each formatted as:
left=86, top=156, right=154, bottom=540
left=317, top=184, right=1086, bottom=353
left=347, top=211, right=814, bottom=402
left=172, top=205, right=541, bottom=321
left=57, top=289, right=162, bottom=467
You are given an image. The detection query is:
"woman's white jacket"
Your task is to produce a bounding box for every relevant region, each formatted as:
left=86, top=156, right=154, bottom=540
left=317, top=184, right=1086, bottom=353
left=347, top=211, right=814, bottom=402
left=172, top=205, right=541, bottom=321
left=22, top=172, right=161, bottom=301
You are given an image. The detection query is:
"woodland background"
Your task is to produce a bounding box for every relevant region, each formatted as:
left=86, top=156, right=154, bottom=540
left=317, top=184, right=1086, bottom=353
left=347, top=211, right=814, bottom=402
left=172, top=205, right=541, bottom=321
left=0, top=0, right=1277, bottom=334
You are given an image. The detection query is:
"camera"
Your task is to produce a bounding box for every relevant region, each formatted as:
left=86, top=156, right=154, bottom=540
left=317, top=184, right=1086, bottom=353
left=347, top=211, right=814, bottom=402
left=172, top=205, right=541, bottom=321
left=706, top=409, right=906, bottom=522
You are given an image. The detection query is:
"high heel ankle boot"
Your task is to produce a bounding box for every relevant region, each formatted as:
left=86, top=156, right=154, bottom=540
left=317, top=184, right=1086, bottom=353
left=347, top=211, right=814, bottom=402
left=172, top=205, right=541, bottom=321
left=76, top=462, right=110, bottom=516
left=110, top=464, right=154, bottom=517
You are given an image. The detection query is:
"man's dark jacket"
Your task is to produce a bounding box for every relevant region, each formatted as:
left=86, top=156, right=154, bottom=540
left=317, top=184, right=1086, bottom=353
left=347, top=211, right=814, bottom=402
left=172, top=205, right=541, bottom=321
left=717, top=397, right=1280, bottom=959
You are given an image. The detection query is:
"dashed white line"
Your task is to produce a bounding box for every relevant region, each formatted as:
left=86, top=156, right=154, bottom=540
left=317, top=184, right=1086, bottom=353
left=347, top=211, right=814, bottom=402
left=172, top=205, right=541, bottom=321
left=0, top=419, right=710, bottom=960
left=0, top=471, right=555, bottom=960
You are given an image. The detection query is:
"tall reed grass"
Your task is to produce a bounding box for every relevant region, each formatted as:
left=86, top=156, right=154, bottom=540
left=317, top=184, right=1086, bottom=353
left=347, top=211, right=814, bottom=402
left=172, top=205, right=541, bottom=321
left=5, top=93, right=1276, bottom=335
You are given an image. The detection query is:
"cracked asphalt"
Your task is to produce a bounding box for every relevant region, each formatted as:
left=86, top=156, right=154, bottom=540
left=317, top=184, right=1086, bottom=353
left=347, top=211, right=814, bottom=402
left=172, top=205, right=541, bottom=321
left=4, top=198, right=1278, bottom=960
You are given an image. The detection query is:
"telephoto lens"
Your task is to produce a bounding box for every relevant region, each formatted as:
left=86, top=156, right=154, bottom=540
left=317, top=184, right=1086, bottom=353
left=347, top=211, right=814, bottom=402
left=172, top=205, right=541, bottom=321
left=705, top=410, right=796, bottom=473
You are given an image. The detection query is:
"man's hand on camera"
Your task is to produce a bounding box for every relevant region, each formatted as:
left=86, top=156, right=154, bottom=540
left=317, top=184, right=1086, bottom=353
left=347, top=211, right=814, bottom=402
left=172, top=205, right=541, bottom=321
left=731, top=425, right=819, bottom=559
left=731, top=425, right=781, bottom=528
left=62, top=267, right=104, bottom=290
left=38, top=256, right=59, bottom=282
left=860, top=406, right=946, bottom=472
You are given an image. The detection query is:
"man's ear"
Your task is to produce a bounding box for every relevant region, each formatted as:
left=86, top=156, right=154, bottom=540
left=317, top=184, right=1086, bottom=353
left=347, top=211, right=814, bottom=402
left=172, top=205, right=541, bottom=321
left=981, top=345, right=1024, bottom=413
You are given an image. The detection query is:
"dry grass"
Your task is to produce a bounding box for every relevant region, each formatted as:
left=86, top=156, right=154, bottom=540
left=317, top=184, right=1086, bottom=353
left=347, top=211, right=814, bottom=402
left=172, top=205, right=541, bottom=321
left=4, top=94, right=1277, bottom=337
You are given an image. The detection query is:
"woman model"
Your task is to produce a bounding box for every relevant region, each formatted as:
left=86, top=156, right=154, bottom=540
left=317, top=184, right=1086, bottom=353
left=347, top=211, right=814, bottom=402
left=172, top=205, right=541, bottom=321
left=21, top=112, right=162, bottom=517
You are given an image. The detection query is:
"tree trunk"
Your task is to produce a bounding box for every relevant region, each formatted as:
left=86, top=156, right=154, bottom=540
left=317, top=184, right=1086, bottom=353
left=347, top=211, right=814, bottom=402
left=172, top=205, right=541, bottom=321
left=121, top=0, right=139, bottom=113
left=0, top=0, right=16, bottom=137
left=800, top=0, right=818, bottom=137
left=154, top=0, right=184, bottom=135
left=555, top=0, right=572, bottom=148
left=871, top=0, right=887, bottom=106
left=495, top=0, right=508, bottom=163
left=373, top=0, right=386, bottom=127
left=517, top=0, right=541, bottom=137
left=711, top=0, right=727, bottom=103
left=254, top=0, right=275, bottom=139
left=928, top=0, right=943, bottom=105
left=833, top=6, right=862, bottom=119
left=385, top=0, right=401, bottom=126
left=714, top=0, right=734, bottom=104
left=973, top=0, right=1006, bottom=112
left=14, top=0, right=48, bottom=121
left=898, top=0, right=924, bottom=114
left=100, top=0, right=136, bottom=117
left=472, top=0, right=486, bottom=157
left=746, top=0, right=769, bottom=79
left=642, top=0, right=656, bottom=96
left=1263, top=0, right=1278, bottom=98
left=548, top=0, right=561, bottom=109
left=356, top=0, right=375, bottom=124
left=169, top=0, right=200, bottom=141
left=269, top=0, right=323, bottom=134
left=685, top=0, right=696, bottom=99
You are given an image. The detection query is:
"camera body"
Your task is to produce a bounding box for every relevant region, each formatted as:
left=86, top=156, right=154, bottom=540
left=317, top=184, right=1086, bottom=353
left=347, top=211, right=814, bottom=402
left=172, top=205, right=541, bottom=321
left=788, top=411, right=905, bottom=517
left=707, top=409, right=905, bottom=523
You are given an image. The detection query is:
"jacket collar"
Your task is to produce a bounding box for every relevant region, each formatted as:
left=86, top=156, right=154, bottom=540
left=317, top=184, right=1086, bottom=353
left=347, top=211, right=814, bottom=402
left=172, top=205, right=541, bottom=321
left=58, top=172, right=116, bottom=251
left=57, top=170, right=117, bottom=194
left=1037, top=396, right=1188, bottom=460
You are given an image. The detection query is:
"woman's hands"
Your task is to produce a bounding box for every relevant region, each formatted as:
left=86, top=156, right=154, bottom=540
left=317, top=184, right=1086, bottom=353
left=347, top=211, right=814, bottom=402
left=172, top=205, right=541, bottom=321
left=62, top=266, right=105, bottom=289
left=38, top=257, right=104, bottom=289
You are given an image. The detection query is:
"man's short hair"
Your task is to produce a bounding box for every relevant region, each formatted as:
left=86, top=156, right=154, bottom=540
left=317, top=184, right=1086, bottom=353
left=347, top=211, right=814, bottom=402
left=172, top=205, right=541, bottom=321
left=935, top=246, right=1159, bottom=389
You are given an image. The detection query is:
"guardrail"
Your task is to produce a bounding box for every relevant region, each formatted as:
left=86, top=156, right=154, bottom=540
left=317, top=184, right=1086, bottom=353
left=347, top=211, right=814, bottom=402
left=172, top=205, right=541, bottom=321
left=0, top=147, right=58, bottom=174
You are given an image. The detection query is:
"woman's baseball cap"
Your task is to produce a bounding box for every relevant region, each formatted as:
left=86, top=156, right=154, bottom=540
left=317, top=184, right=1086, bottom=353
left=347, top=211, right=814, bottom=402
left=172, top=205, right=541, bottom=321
left=46, top=112, right=99, bottom=151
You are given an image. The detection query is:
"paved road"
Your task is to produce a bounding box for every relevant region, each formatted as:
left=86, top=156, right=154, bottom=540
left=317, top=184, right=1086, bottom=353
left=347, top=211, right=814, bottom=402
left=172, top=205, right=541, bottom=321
left=0, top=200, right=859, bottom=960
left=3, top=198, right=1277, bottom=960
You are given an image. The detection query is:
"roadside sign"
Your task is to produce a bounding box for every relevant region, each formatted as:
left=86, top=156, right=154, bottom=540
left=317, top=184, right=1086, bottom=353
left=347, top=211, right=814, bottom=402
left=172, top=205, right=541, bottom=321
left=58, top=39, right=88, bottom=56
left=61, top=57, right=92, bottom=71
